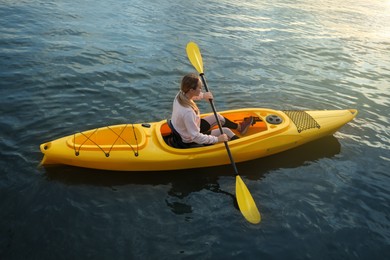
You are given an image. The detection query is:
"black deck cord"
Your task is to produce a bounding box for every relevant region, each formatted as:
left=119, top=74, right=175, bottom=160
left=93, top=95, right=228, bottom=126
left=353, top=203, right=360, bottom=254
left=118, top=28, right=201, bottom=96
left=106, top=124, right=139, bottom=157
left=132, top=124, right=139, bottom=156
left=74, top=128, right=109, bottom=157
left=73, top=124, right=140, bottom=157
left=106, top=125, right=127, bottom=156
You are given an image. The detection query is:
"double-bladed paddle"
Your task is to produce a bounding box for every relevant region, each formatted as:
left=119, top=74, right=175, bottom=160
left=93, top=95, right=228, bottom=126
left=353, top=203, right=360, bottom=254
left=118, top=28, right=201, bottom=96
left=186, top=42, right=261, bottom=224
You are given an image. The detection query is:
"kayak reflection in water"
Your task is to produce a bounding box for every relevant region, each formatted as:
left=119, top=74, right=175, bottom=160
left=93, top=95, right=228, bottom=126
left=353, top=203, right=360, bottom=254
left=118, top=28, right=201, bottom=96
left=170, top=73, right=253, bottom=148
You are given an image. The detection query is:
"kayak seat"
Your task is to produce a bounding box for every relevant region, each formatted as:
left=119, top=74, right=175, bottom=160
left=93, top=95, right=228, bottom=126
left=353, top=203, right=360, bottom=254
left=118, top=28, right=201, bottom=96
left=164, top=120, right=204, bottom=149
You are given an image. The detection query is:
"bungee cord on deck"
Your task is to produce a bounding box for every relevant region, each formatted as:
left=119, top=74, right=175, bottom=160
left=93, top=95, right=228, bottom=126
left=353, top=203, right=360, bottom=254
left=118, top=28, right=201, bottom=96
left=73, top=124, right=139, bottom=157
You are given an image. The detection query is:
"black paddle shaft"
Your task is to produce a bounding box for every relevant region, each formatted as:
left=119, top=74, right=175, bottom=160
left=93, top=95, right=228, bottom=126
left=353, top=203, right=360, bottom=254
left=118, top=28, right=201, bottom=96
left=199, top=73, right=239, bottom=175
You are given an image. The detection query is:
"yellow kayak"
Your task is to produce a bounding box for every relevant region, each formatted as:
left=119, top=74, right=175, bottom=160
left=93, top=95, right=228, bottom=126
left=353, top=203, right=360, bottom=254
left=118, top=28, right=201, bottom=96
left=39, top=108, right=357, bottom=171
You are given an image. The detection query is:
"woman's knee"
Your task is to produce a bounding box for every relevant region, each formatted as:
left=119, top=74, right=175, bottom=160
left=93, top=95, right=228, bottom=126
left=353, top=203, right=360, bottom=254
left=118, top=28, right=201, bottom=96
left=204, top=114, right=225, bottom=126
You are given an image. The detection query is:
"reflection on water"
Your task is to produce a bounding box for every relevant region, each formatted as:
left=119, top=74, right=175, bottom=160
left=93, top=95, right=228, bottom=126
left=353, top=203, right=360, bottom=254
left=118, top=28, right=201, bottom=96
left=44, top=135, right=340, bottom=215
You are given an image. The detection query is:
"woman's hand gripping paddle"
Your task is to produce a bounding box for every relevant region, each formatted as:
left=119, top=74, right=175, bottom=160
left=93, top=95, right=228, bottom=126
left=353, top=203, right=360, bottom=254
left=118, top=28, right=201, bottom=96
left=186, top=42, right=261, bottom=224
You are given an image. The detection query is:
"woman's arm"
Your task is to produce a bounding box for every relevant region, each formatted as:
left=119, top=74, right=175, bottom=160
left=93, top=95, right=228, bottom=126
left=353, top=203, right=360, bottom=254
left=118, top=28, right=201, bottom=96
left=192, top=92, right=213, bottom=101
left=183, top=112, right=218, bottom=144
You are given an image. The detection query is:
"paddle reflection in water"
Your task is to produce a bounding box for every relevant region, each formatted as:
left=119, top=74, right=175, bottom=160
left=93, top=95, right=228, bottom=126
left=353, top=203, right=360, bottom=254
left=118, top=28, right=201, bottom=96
left=43, top=135, right=340, bottom=215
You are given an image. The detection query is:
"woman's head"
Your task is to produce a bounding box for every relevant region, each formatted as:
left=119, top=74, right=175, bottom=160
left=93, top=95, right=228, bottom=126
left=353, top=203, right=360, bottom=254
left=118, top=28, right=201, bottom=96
left=181, top=73, right=201, bottom=93
left=176, top=73, right=201, bottom=113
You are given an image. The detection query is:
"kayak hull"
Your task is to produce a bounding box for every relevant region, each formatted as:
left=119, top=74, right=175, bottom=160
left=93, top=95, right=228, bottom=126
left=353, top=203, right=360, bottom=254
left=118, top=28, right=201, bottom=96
left=39, top=108, right=358, bottom=171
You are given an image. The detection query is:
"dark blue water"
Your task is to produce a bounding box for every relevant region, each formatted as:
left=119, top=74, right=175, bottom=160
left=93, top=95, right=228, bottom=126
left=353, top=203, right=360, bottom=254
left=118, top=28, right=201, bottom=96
left=1, top=0, right=389, bottom=259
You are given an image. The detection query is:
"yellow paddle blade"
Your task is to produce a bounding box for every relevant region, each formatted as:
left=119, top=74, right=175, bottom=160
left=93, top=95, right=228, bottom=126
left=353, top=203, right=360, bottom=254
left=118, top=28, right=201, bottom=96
left=236, top=175, right=261, bottom=224
left=186, top=42, right=204, bottom=74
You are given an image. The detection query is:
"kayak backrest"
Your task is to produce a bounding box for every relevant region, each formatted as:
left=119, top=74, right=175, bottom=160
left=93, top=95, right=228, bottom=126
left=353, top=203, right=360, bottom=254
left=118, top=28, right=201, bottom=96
left=160, top=122, right=172, bottom=136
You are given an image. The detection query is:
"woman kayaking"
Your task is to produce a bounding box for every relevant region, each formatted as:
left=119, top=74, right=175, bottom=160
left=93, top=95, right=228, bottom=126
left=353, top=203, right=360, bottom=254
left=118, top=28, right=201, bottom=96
left=170, top=73, right=253, bottom=147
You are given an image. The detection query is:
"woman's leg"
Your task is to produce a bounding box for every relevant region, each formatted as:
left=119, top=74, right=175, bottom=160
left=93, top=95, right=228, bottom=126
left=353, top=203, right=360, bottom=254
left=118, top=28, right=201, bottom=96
left=202, top=114, right=238, bottom=131
left=210, top=128, right=238, bottom=140
left=222, top=117, right=238, bottom=129
left=201, top=114, right=253, bottom=137
left=200, top=118, right=212, bottom=134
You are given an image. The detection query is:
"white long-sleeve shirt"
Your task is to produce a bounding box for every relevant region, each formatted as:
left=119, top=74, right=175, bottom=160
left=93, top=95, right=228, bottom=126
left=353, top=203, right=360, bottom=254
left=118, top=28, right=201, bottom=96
left=171, top=93, right=218, bottom=144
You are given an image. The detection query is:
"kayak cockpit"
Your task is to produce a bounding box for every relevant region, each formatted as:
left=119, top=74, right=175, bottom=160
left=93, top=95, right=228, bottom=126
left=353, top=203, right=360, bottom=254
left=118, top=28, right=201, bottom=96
left=159, top=110, right=270, bottom=149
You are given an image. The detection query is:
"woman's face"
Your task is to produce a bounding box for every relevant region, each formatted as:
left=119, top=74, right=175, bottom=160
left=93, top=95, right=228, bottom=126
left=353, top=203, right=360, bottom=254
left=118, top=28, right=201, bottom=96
left=193, top=79, right=202, bottom=95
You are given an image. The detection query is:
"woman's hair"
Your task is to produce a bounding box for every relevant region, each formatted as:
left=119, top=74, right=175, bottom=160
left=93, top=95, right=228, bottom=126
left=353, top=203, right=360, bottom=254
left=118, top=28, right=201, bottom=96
left=181, top=73, right=199, bottom=92
left=176, top=73, right=199, bottom=113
